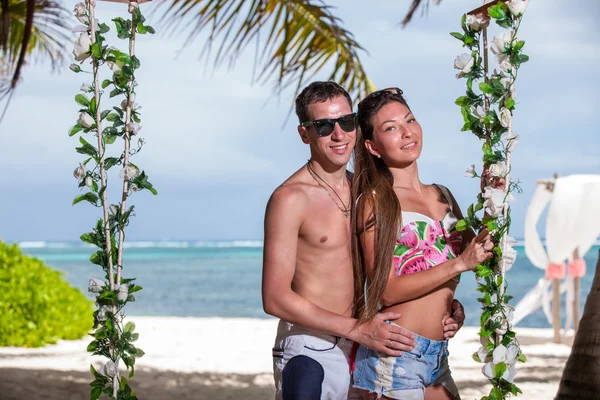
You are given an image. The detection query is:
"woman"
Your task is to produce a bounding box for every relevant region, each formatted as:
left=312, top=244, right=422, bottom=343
left=351, top=88, right=495, bottom=400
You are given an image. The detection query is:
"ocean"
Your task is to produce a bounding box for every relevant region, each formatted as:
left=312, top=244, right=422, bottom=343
left=18, top=241, right=600, bottom=329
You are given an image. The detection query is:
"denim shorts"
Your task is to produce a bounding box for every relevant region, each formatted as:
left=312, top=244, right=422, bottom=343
left=352, top=326, right=460, bottom=400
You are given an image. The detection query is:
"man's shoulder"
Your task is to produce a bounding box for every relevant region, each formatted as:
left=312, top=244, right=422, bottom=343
left=267, top=179, right=310, bottom=213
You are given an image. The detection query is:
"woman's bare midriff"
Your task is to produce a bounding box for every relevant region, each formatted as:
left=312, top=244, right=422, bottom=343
left=383, top=281, right=457, bottom=341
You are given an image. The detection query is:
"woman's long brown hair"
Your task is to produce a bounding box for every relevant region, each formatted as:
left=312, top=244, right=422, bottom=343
left=352, top=91, right=411, bottom=324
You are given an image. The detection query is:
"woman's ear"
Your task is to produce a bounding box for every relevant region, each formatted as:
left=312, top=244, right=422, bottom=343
left=365, top=139, right=380, bottom=158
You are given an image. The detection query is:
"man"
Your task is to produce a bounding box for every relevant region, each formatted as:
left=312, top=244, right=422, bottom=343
left=262, top=81, right=465, bottom=400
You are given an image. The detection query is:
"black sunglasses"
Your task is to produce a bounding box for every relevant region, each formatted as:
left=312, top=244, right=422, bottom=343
left=358, top=87, right=404, bottom=109
left=301, top=113, right=358, bottom=137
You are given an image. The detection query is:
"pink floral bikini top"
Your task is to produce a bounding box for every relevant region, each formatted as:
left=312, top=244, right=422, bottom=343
left=394, top=184, right=463, bottom=283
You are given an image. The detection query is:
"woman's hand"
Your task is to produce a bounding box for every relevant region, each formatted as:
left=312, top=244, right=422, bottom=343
left=456, top=229, right=494, bottom=272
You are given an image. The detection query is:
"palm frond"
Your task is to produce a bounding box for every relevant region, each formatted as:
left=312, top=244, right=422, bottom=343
left=0, top=0, right=71, bottom=119
left=401, top=0, right=443, bottom=27
left=1, top=0, right=9, bottom=50
left=1, top=0, right=71, bottom=70
left=154, top=0, right=375, bottom=102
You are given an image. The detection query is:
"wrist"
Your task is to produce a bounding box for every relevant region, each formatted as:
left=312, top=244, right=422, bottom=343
left=453, top=256, right=468, bottom=274
left=346, top=320, right=361, bottom=342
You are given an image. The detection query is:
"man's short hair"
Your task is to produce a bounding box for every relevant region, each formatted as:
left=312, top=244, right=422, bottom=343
left=295, top=81, right=352, bottom=124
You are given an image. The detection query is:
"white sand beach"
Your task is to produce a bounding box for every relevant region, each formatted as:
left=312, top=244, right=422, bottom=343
left=0, top=317, right=573, bottom=399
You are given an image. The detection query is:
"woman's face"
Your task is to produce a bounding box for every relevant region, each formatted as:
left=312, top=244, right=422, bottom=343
left=365, top=101, right=423, bottom=167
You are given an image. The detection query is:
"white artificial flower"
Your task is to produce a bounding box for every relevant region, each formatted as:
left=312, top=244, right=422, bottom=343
left=508, top=0, right=529, bottom=16
left=137, top=137, right=145, bottom=146
left=489, top=161, right=508, bottom=177
left=73, top=32, right=92, bottom=61
left=502, top=364, right=518, bottom=382
left=77, top=112, right=94, bottom=128
left=501, top=132, right=519, bottom=151
left=465, top=164, right=476, bottom=177
left=493, top=344, right=508, bottom=364
left=482, top=362, right=495, bottom=379
left=116, top=284, right=129, bottom=301
left=88, top=278, right=104, bottom=293
left=69, top=63, right=81, bottom=73
left=74, top=2, right=86, bottom=16
left=496, top=321, right=508, bottom=335
left=73, top=2, right=89, bottom=24
left=119, top=165, right=140, bottom=180
left=72, top=25, right=88, bottom=33
left=500, top=235, right=518, bottom=272
left=114, top=313, right=123, bottom=323
left=498, top=58, right=515, bottom=74
left=483, top=186, right=510, bottom=217
left=510, top=85, right=518, bottom=101
left=85, top=176, right=93, bottom=188
left=127, top=123, right=142, bottom=135
left=73, top=163, right=86, bottom=179
left=97, top=305, right=109, bottom=322
left=500, top=75, right=513, bottom=89
left=491, top=293, right=498, bottom=304
left=499, top=108, right=512, bottom=128
left=472, top=105, right=485, bottom=120
left=121, top=94, right=139, bottom=110
left=454, top=53, right=474, bottom=78
left=466, top=14, right=488, bottom=31
left=503, top=304, right=515, bottom=323
left=491, top=31, right=515, bottom=57
left=477, top=346, right=490, bottom=363
left=505, top=343, right=519, bottom=365
left=80, top=83, right=92, bottom=92
left=75, top=15, right=89, bottom=26
left=101, top=361, right=118, bottom=377
left=130, top=184, right=140, bottom=192
left=128, top=1, right=139, bottom=13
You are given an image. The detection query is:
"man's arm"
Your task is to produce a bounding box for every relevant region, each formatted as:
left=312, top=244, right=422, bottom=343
left=262, top=186, right=414, bottom=355
left=443, top=299, right=466, bottom=339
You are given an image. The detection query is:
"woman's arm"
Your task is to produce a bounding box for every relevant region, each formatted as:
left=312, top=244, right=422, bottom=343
left=360, top=188, right=491, bottom=306
left=359, top=204, right=468, bottom=307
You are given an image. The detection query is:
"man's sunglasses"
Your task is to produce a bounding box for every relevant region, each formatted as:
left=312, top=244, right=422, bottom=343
left=301, top=113, right=358, bottom=137
left=358, top=87, right=404, bottom=109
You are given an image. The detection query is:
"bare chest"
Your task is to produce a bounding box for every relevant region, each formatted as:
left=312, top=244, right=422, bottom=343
left=299, top=194, right=351, bottom=250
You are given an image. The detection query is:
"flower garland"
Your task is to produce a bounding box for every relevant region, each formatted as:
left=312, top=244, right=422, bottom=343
left=451, top=1, right=529, bottom=399
left=69, top=1, right=156, bottom=399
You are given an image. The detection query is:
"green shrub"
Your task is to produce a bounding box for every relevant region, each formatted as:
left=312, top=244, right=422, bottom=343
left=0, top=240, right=93, bottom=347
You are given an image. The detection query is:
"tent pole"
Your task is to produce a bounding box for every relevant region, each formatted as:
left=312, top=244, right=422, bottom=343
left=551, top=172, right=561, bottom=343
left=553, top=278, right=561, bottom=343
left=573, top=248, right=581, bottom=334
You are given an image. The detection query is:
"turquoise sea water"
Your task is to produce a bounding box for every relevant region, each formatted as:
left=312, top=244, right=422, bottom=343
left=18, top=241, right=600, bottom=328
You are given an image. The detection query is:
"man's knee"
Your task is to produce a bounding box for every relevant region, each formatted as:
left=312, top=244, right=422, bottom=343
left=282, top=355, right=325, bottom=400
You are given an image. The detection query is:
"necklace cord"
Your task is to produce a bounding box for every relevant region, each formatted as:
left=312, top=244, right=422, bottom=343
left=306, top=160, right=350, bottom=217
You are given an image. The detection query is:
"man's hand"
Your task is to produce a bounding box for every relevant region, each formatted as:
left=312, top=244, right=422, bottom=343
left=443, top=299, right=465, bottom=339
left=352, top=312, right=416, bottom=356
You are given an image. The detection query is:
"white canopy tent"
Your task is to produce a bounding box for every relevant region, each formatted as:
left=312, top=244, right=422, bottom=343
left=513, top=175, right=600, bottom=337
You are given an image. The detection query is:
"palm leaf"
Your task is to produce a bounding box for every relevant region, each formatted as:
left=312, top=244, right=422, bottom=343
left=401, top=0, right=443, bottom=27
left=0, top=0, right=71, bottom=117
left=1, top=0, right=71, bottom=70
left=1, top=0, right=9, bottom=50
left=154, top=0, right=375, bottom=102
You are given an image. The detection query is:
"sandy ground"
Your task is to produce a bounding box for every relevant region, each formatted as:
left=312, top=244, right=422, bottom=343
left=0, top=317, right=574, bottom=399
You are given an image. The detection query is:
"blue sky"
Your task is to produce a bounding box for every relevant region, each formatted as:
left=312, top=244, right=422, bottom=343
left=0, top=0, right=598, bottom=242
